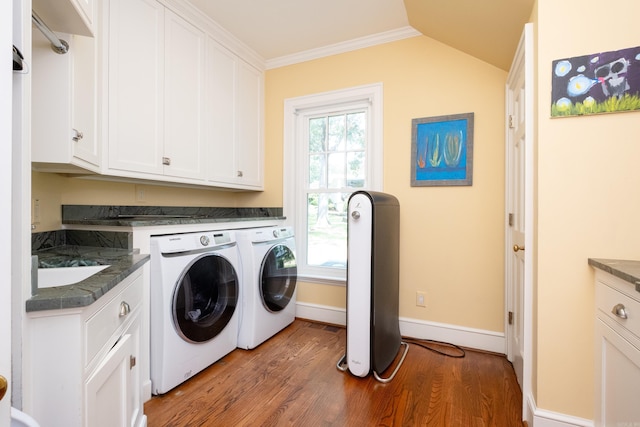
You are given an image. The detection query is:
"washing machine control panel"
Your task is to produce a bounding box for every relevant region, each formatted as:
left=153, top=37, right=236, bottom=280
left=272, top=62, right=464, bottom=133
left=200, top=235, right=210, bottom=246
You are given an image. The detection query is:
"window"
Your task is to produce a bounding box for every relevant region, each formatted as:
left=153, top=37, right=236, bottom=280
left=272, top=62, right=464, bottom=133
left=284, top=84, right=383, bottom=283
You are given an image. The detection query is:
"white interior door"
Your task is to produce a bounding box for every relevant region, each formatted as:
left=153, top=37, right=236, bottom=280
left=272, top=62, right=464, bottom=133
left=505, top=23, right=533, bottom=400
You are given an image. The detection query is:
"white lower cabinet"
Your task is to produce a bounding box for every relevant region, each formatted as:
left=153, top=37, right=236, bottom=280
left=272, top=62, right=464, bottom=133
left=594, top=271, right=640, bottom=426
left=28, top=270, right=145, bottom=427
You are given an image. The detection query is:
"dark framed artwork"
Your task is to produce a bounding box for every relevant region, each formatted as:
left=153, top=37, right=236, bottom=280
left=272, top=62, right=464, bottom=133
left=410, top=112, right=474, bottom=187
left=551, top=45, right=640, bottom=117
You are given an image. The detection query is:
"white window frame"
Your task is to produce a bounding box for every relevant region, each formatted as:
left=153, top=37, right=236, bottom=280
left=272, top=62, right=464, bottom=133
left=283, top=83, right=383, bottom=285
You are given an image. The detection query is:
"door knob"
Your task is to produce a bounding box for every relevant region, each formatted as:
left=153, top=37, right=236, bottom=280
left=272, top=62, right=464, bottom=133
left=513, top=244, right=525, bottom=252
left=0, top=375, right=7, bottom=401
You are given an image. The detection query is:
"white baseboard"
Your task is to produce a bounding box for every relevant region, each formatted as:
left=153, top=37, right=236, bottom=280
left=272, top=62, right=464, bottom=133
left=532, top=410, right=593, bottom=427
left=142, top=380, right=152, bottom=403
left=527, top=393, right=593, bottom=427
left=296, top=302, right=347, bottom=326
left=295, top=302, right=504, bottom=354
left=398, top=316, right=505, bottom=354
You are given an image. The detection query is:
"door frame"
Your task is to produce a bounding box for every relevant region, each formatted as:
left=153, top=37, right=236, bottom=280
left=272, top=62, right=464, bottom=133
left=505, top=22, right=534, bottom=423
left=2, top=0, right=14, bottom=422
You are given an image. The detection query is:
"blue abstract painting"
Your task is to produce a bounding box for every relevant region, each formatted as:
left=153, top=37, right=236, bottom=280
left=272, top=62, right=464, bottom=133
left=411, top=113, right=474, bottom=187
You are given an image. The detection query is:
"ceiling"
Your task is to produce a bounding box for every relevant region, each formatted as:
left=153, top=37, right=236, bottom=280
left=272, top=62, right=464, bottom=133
left=185, top=0, right=534, bottom=71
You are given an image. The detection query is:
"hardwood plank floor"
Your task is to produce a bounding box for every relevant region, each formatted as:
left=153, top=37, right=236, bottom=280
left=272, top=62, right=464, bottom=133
left=145, top=319, right=523, bottom=426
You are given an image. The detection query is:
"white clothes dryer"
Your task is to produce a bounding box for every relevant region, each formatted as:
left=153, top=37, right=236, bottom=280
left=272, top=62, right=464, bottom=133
left=236, top=226, right=297, bottom=350
left=150, top=230, right=240, bottom=394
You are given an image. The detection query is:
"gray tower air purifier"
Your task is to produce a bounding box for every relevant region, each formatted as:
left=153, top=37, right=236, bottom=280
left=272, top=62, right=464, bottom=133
left=337, top=191, right=408, bottom=382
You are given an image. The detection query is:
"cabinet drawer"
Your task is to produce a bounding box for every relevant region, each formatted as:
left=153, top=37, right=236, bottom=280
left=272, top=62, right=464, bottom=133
left=85, top=271, right=143, bottom=366
left=596, top=280, right=640, bottom=341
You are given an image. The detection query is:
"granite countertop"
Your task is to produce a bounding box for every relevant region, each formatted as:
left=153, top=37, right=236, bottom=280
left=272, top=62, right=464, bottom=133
left=62, top=205, right=285, bottom=227
left=28, top=246, right=150, bottom=312
left=588, top=258, right=640, bottom=293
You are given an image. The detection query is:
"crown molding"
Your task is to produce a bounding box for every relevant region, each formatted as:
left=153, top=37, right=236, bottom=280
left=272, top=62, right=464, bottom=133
left=266, top=26, right=421, bottom=70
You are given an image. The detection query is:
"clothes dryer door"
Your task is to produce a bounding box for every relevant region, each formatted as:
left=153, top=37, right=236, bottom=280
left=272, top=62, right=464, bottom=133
left=172, top=253, right=238, bottom=343
left=259, top=244, right=297, bottom=312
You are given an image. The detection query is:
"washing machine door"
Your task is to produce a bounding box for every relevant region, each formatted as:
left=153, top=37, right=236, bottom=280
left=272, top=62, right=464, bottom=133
left=172, top=253, right=238, bottom=343
left=260, top=243, right=297, bottom=312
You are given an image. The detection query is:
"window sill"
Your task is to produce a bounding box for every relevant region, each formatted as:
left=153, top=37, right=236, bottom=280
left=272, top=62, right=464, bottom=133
left=297, top=274, right=346, bottom=287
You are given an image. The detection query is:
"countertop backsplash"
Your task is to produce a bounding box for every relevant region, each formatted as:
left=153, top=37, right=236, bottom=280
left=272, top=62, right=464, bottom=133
left=32, top=229, right=133, bottom=252
left=61, top=205, right=284, bottom=227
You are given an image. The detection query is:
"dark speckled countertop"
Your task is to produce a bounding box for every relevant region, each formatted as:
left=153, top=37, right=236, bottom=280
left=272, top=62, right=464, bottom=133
left=62, top=205, right=284, bottom=227
left=28, top=247, right=149, bottom=312
left=29, top=229, right=150, bottom=312
left=589, top=258, right=640, bottom=293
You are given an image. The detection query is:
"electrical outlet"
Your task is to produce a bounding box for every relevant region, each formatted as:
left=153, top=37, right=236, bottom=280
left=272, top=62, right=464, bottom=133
left=135, top=185, right=146, bottom=202
left=32, top=198, right=41, bottom=224
left=416, top=291, right=426, bottom=307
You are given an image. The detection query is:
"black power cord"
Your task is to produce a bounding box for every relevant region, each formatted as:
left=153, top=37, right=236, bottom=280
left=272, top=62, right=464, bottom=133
left=402, top=337, right=466, bottom=358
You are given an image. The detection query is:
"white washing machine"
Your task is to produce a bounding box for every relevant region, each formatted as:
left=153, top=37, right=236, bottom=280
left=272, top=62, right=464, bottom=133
left=236, top=226, right=297, bottom=350
left=150, top=230, right=240, bottom=394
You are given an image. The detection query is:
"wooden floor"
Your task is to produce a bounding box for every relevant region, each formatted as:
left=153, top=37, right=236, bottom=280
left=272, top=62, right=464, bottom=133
left=145, top=319, right=523, bottom=426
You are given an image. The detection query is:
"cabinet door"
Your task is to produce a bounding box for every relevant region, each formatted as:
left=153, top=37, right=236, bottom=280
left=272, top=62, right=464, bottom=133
left=32, top=0, right=94, bottom=36
left=207, top=41, right=264, bottom=189
left=127, top=312, right=143, bottom=427
left=31, top=29, right=72, bottom=165
left=72, top=33, right=100, bottom=167
left=32, top=30, right=100, bottom=172
left=236, top=60, right=263, bottom=188
left=108, top=0, right=164, bottom=175
left=86, top=333, right=133, bottom=427
left=163, top=10, right=206, bottom=180
left=595, top=319, right=640, bottom=426
left=207, top=40, right=237, bottom=185
left=73, top=0, right=94, bottom=32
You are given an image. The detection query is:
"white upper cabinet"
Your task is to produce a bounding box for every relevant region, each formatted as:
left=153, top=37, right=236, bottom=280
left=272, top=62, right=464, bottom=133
left=106, top=0, right=207, bottom=182
left=163, top=10, right=206, bottom=180
left=33, top=0, right=95, bottom=36
left=107, top=0, right=165, bottom=176
left=208, top=40, right=264, bottom=190
left=32, top=28, right=100, bottom=173
left=38, top=0, right=266, bottom=189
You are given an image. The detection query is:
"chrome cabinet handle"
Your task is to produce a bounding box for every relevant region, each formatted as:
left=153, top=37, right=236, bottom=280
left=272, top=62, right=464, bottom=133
left=237, top=170, right=243, bottom=177
left=162, top=157, right=171, bottom=166
left=612, top=303, right=628, bottom=319
left=72, top=128, right=83, bottom=142
left=119, top=301, right=131, bottom=317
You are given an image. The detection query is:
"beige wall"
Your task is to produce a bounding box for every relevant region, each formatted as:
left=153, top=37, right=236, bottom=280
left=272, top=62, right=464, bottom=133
left=266, top=36, right=507, bottom=331
left=535, top=0, right=640, bottom=419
